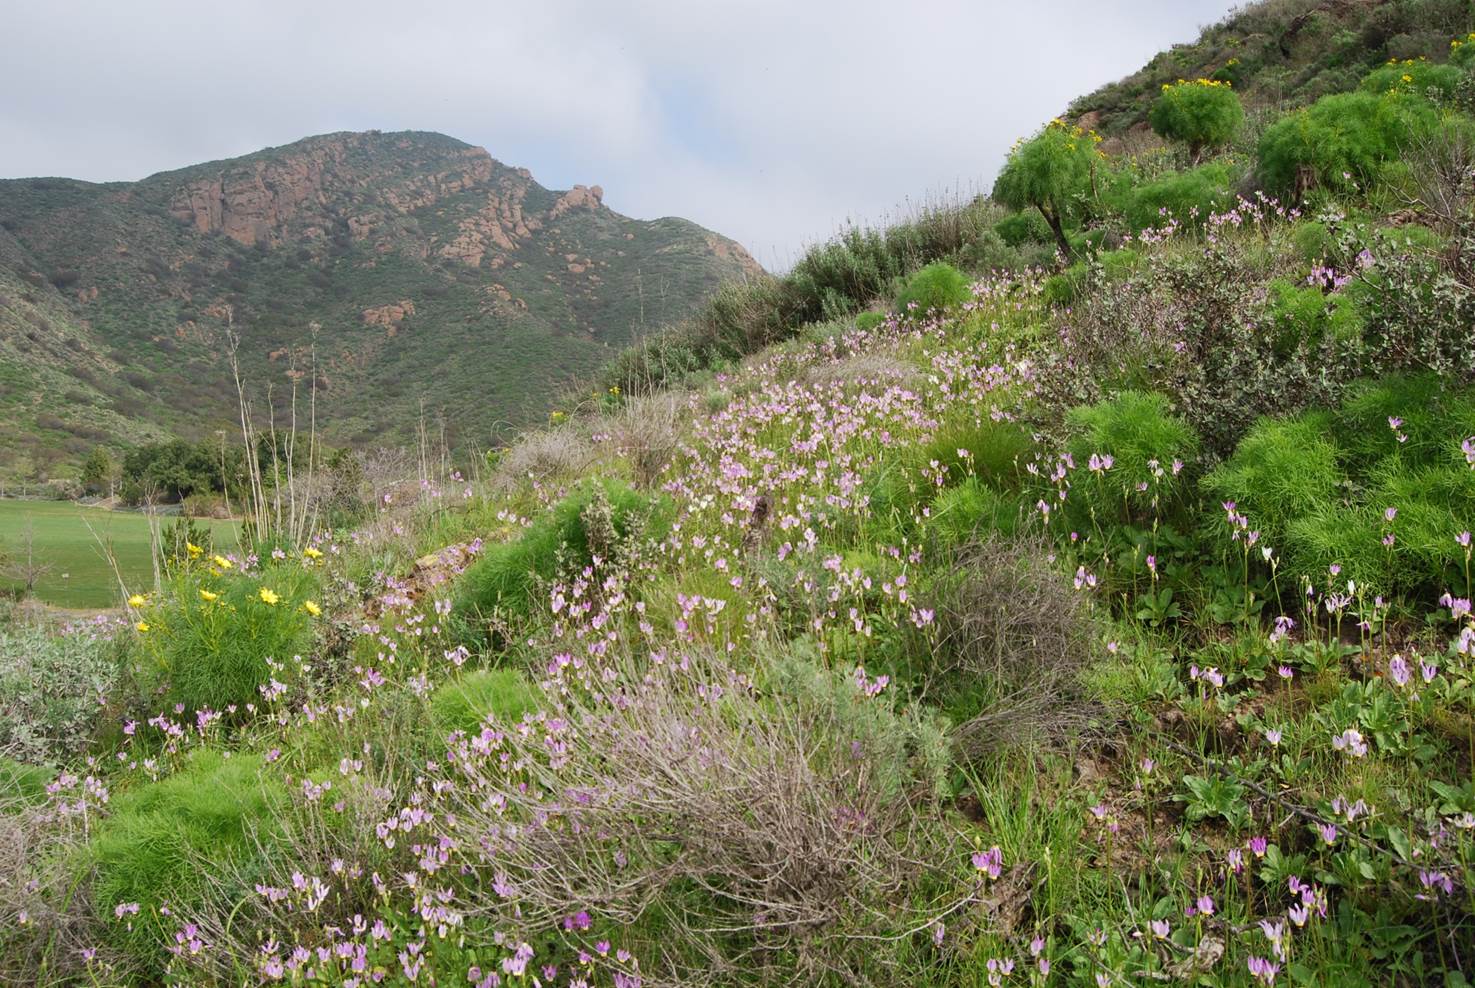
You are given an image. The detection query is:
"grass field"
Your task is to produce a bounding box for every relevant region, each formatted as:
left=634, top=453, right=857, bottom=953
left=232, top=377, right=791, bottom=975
left=0, top=499, right=239, bottom=609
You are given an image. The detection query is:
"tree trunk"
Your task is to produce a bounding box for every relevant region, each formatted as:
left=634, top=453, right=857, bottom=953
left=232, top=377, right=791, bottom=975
left=1040, top=205, right=1072, bottom=261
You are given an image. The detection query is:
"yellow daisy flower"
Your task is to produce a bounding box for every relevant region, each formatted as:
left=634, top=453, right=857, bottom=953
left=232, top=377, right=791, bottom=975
left=212, top=555, right=234, bottom=570
left=200, top=589, right=219, bottom=603
left=303, top=600, right=322, bottom=617
left=258, top=587, right=280, bottom=606
left=135, top=621, right=150, bottom=633
left=127, top=594, right=147, bottom=608
left=303, top=546, right=323, bottom=560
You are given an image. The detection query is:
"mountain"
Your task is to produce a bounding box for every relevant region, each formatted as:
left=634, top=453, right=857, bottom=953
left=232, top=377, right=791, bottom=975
left=0, top=130, right=760, bottom=482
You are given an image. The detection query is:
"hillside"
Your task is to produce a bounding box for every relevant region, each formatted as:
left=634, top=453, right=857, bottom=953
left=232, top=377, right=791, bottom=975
left=0, top=130, right=760, bottom=483
left=5, top=2, right=1475, bottom=987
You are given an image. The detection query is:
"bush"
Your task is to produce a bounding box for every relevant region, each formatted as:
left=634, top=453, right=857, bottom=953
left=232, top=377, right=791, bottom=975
left=1263, top=278, right=1364, bottom=354
left=933, top=534, right=1097, bottom=755
left=995, top=209, right=1054, bottom=247
left=132, top=560, right=319, bottom=717
left=1202, top=413, right=1343, bottom=551
left=1149, top=79, right=1244, bottom=156
left=1065, top=391, right=1201, bottom=526
left=0, top=625, right=118, bottom=763
left=454, top=480, right=663, bottom=632
left=440, top=645, right=957, bottom=983
left=1292, top=220, right=1335, bottom=262
left=1116, top=163, right=1238, bottom=231
left=893, top=261, right=970, bottom=316
left=853, top=310, right=886, bottom=332
left=1453, top=31, right=1475, bottom=69
left=1359, top=57, right=1465, bottom=101
left=1335, top=375, right=1475, bottom=471
left=92, top=749, right=283, bottom=975
left=992, top=119, right=1106, bottom=257
left=1257, top=91, right=1438, bottom=196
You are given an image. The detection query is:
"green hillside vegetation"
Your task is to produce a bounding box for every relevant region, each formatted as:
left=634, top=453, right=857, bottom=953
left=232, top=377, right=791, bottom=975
left=0, top=131, right=759, bottom=485
left=5, top=4, right=1475, bottom=987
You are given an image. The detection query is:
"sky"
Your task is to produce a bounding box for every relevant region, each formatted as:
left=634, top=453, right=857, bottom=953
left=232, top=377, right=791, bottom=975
left=1, top=1, right=1237, bottom=270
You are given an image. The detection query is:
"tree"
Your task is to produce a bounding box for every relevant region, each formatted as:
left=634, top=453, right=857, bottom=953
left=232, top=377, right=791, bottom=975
left=1, top=519, right=53, bottom=598
left=992, top=119, right=1104, bottom=259
left=1149, top=79, right=1243, bottom=161
left=80, top=446, right=114, bottom=496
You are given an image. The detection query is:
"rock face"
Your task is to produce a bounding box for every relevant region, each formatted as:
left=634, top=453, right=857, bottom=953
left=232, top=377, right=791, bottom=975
left=167, top=134, right=496, bottom=247
left=362, top=300, right=415, bottom=327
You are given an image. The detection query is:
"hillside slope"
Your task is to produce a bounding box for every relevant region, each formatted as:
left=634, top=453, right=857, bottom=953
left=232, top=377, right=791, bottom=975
left=0, top=130, right=760, bottom=481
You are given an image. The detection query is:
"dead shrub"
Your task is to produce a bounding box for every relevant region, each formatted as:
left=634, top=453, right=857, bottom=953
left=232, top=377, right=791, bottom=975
left=608, top=390, right=690, bottom=488
left=441, top=646, right=970, bottom=985
left=494, top=426, right=598, bottom=489
left=932, top=534, right=1098, bottom=759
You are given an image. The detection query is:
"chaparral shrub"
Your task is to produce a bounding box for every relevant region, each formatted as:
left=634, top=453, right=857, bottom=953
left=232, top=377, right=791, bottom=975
left=1257, top=91, right=1438, bottom=195
left=893, top=261, right=971, bottom=316
left=992, top=119, right=1105, bottom=258
left=1149, top=79, right=1244, bottom=158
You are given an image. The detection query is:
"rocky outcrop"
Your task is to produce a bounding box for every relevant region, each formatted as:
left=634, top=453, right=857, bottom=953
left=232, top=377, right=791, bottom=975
left=167, top=134, right=496, bottom=247
left=547, top=184, right=604, bottom=222
left=362, top=300, right=415, bottom=327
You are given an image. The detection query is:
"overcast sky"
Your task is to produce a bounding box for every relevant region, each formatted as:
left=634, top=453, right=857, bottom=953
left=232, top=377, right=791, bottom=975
left=2, top=1, right=1236, bottom=269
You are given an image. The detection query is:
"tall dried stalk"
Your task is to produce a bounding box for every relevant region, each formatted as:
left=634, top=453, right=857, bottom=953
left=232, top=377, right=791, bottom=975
left=225, top=315, right=323, bottom=548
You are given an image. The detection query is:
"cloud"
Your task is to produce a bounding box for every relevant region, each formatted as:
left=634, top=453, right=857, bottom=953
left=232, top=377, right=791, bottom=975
left=0, top=0, right=1235, bottom=267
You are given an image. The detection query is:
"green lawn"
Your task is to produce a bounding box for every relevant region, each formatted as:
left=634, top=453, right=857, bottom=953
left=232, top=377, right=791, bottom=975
left=0, top=500, right=239, bottom=609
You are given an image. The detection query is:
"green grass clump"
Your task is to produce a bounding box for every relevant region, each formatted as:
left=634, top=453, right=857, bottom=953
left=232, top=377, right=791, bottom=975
left=1116, top=163, right=1237, bottom=231
left=92, top=749, right=283, bottom=974
left=1257, top=91, right=1438, bottom=196
left=1203, top=413, right=1342, bottom=548
left=1335, top=375, right=1475, bottom=471
left=429, top=667, right=542, bottom=735
left=454, top=479, right=664, bottom=630
left=1065, top=391, right=1201, bottom=524
left=893, top=262, right=971, bottom=316
left=919, top=418, right=1033, bottom=496
left=0, top=755, right=52, bottom=808
left=854, top=311, right=886, bottom=332
left=1264, top=278, right=1364, bottom=353
left=929, top=479, right=1026, bottom=545
left=1292, top=220, right=1335, bottom=263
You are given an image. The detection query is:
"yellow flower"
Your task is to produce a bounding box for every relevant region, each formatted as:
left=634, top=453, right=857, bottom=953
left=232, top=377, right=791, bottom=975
left=135, top=621, right=150, bottom=633
left=186, top=542, right=203, bottom=558
left=212, top=554, right=233, bottom=570
left=200, top=589, right=219, bottom=603
left=1402, top=74, right=1413, bottom=83
left=303, top=546, right=323, bottom=560
left=127, top=594, right=147, bottom=608
left=303, top=600, right=322, bottom=617
left=258, top=587, right=280, bottom=606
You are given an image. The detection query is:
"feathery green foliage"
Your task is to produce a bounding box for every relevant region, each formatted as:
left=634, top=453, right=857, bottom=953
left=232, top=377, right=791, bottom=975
left=1148, top=79, right=1244, bottom=156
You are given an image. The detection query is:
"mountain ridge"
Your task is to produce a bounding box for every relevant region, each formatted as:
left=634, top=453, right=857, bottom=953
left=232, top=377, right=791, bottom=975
left=0, top=129, right=760, bottom=483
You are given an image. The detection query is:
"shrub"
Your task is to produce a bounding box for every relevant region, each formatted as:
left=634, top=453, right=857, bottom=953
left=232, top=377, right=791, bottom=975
left=853, top=310, right=886, bottom=332
left=429, top=667, right=541, bottom=736
left=440, top=646, right=958, bottom=984
left=132, top=560, right=319, bottom=717
left=1065, top=391, right=1201, bottom=526
left=992, top=119, right=1106, bottom=258
left=1263, top=278, right=1364, bottom=354
left=1453, top=31, right=1475, bottom=69
left=454, top=480, right=663, bottom=631
left=1335, top=375, right=1475, bottom=471
left=933, top=534, right=1097, bottom=756
left=1202, top=413, right=1343, bottom=551
left=995, top=209, right=1054, bottom=247
left=0, top=624, right=118, bottom=763
left=921, top=418, right=1033, bottom=496
left=92, top=749, right=284, bottom=975
left=1257, top=91, right=1438, bottom=196
left=1293, top=220, right=1335, bottom=262
left=893, top=261, right=970, bottom=316
left=1359, top=57, right=1465, bottom=101
left=1116, top=163, right=1238, bottom=231
left=1149, top=79, right=1244, bottom=157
